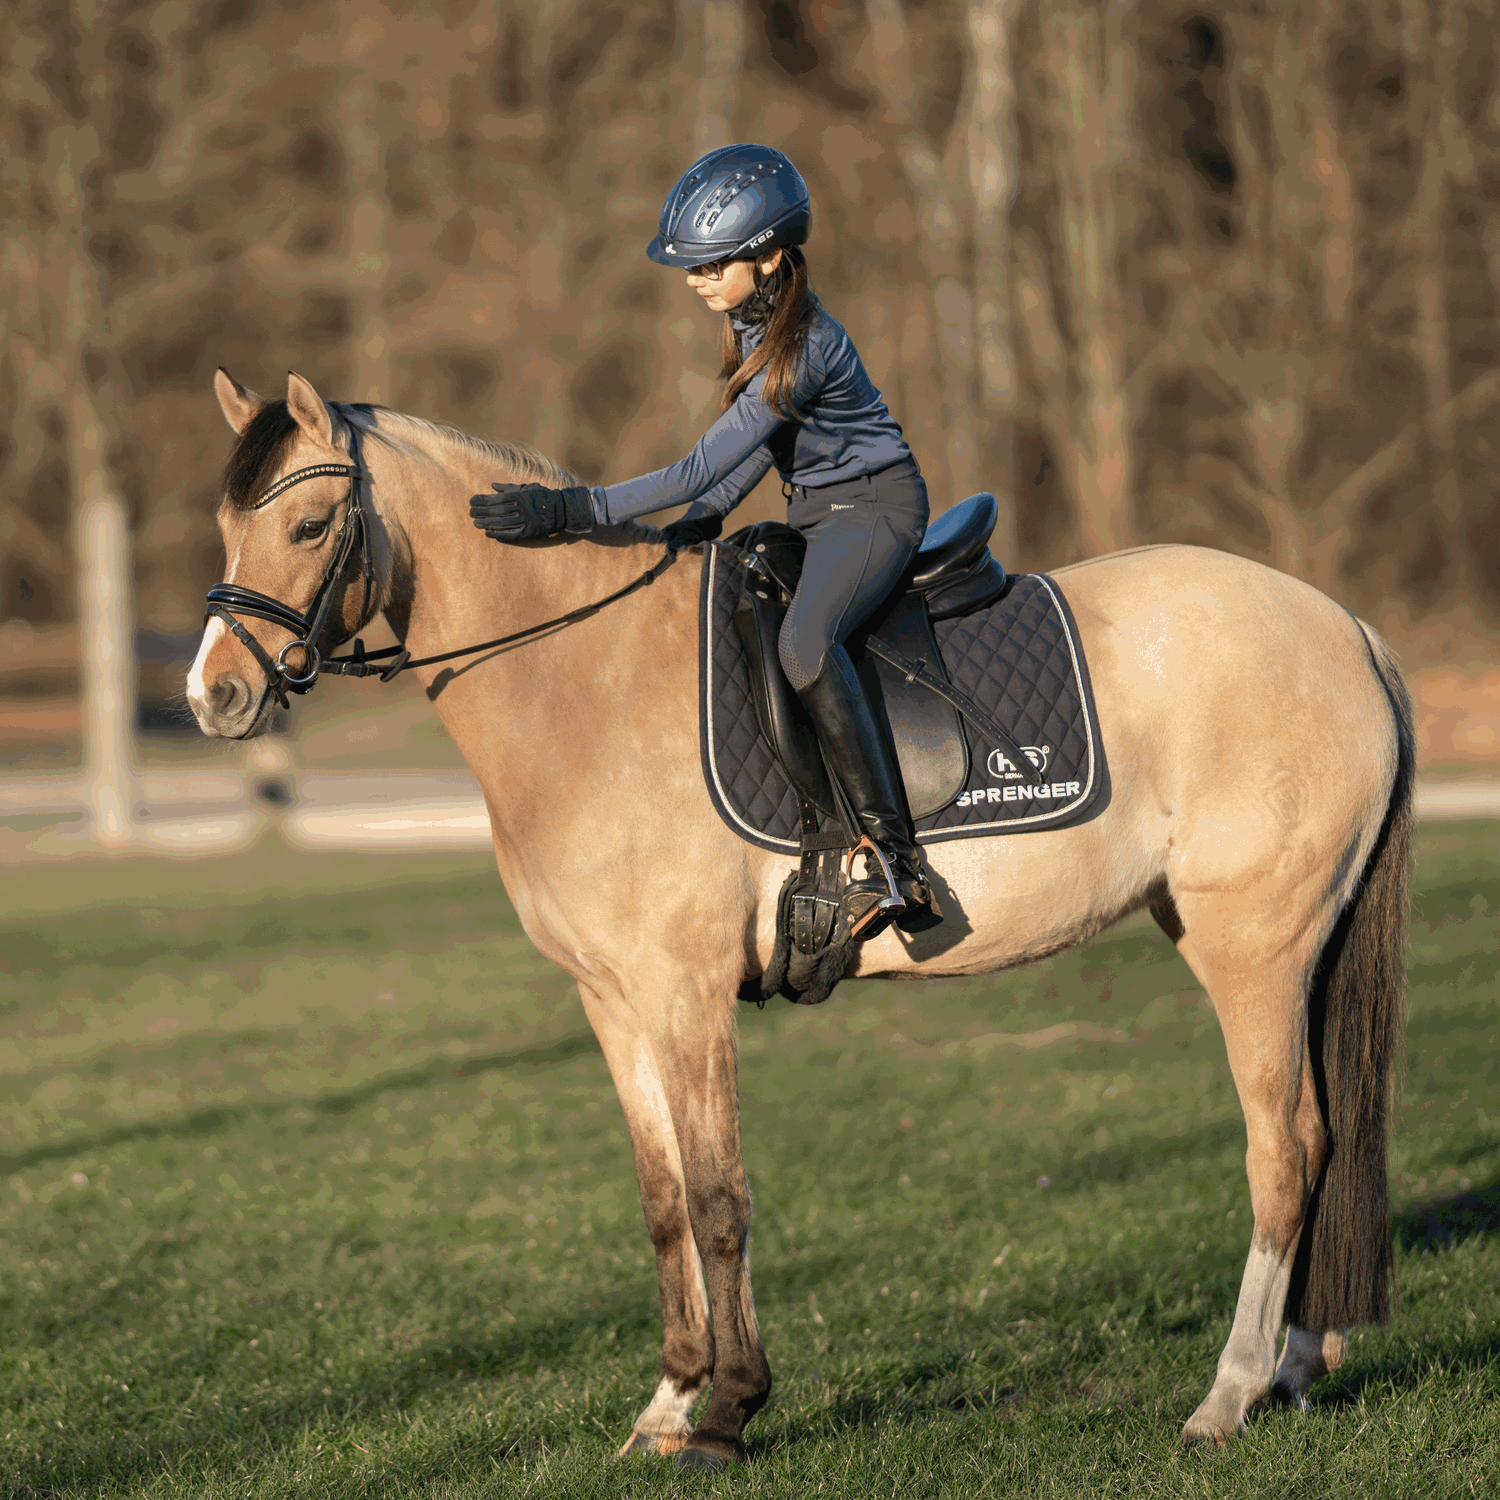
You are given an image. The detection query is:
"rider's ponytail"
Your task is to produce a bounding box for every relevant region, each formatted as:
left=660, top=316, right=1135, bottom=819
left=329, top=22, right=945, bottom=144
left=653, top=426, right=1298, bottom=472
left=720, top=246, right=816, bottom=422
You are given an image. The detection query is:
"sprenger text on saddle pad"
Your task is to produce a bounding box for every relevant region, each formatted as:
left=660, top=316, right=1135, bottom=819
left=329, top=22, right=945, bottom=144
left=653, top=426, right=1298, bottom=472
left=956, top=781, right=1082, bottom=807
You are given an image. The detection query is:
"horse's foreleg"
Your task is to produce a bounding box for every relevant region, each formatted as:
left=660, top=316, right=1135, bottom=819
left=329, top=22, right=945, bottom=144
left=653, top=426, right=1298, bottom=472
left=671, top=1042, right=772, bottom=1468
left=576, top=981, right=714, bottom=1457
left=637, top=982, right=771, bottom=1469
left=1170, top=895, right=1331, bottom=1446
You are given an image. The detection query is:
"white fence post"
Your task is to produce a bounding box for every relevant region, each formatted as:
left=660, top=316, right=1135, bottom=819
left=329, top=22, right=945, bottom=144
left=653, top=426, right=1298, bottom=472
left=77, top=491, right=135, bottom=847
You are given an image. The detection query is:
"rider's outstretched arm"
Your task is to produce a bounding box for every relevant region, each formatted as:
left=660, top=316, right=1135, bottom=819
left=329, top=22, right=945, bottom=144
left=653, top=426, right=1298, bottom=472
left=680, top=447, right=776, bottom=522
left=588, top=386, right=782, bottom=526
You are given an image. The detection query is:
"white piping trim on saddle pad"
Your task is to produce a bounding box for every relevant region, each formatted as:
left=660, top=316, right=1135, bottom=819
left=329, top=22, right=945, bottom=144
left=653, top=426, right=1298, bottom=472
left=701, top=549, right=1097, bottom=848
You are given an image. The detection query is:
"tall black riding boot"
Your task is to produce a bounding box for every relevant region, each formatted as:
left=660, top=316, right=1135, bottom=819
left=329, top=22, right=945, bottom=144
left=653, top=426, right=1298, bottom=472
left=797, top=649, right=942, bottom=940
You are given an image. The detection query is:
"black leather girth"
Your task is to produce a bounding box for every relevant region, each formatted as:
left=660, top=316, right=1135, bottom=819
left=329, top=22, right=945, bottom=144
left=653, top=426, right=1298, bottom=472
left=790, top=796, right=849, bottom=956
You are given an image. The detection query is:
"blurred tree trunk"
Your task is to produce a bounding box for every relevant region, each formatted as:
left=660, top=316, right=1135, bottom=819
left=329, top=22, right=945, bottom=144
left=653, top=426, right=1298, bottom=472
left=966, top=0, right=1020, bottom=559
left=1116, top=7, right=1362, bottom=591
left=1401, top=0, right=1459, bottom=533
left=1196, top=6, right=1351, bottom=589
left=867, top=0, right=980, bottom=510
left=695, top=0, right=743, bottom=156
left=340, top=77, right=393, bottom=404
left=605, top=0, right=745, bottom=495
left=1036, top=1, right=1136, bottom=556
left=1, top=0, right=124, bottom=624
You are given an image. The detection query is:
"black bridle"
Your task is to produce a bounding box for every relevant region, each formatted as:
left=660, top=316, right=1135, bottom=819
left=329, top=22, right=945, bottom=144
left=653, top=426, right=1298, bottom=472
left=204, top=429, right=679, bottom=733
left=205, top=426, right=390, bottom=727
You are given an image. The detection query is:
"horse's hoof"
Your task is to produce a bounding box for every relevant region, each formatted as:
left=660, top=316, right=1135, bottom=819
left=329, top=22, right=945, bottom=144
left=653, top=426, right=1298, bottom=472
left=619, top=1431, right=689, bottom=1457
left=1183, top=1385, right=1252, bottom=1447
left=1182, top=1416, right=1230, bottom=1452
left=677, top=1436, right=743, bottom=1471
left=1181, top=1422, right=1231, bottom=1450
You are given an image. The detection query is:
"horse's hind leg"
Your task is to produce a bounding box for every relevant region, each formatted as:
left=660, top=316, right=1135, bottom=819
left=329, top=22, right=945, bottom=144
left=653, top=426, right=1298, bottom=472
left=1271, top=1325, right=1347, bottom=1409
left=1169, top=888, right=1333, bottom=1445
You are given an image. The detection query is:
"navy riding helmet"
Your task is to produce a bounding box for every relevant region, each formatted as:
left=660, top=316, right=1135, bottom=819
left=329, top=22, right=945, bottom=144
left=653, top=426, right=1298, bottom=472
left=646, top=143, right=810, bottom=269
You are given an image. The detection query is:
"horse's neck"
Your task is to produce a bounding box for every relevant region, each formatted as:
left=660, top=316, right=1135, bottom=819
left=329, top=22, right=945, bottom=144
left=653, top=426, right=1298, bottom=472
left=377, top=447, right=543, bottom=639
left=382, top=447, right=664, bottom=658
left=378, top=443, right=701, bottom=858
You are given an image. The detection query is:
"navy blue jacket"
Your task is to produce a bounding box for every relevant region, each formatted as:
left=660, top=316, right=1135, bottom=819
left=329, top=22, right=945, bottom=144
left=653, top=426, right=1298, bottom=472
left=589, top=301, right=913, bottom=526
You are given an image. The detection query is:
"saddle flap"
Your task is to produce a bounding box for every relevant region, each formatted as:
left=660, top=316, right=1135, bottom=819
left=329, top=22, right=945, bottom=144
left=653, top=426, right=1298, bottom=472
left=856, top=591, right=968, bottom=820
left=730, top=568, right=834, bottom=815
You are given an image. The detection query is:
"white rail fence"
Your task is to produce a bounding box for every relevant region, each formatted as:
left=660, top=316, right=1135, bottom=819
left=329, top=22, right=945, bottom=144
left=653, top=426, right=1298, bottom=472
left=3, top=507, right=1498, bottom=855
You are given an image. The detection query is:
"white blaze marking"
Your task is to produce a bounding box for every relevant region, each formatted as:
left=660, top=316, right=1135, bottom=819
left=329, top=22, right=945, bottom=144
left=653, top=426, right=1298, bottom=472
left=187, top=616, right=227, bottom=711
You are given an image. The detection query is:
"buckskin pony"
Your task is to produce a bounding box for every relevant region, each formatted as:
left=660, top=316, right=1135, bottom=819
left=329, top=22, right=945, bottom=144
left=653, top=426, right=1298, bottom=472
left=188, top=369, right=1411, bottom=1468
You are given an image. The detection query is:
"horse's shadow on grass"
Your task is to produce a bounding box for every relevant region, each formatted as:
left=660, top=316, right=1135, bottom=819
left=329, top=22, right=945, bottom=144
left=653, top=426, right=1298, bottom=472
left=0, top=1032, right=603, bottom=1178
left=761, top=1180, right=1500, bottom=1455
left=16, top=1290, right=665, bottom=1492
left=1312, top=1174, right=1500, bottom=1406
left=1393, top=1175, right=1500, bottom=1254
left=1299, top=1327, right=1500, bottom=1420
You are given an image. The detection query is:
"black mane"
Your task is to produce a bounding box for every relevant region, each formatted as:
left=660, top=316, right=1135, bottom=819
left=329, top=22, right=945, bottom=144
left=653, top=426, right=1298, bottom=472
left=219, top=399, right=578, bottom=510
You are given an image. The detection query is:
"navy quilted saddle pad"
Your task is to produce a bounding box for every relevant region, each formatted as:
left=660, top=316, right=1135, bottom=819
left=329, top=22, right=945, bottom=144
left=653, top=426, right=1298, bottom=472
left=697, top=545, right=1109, bottom=854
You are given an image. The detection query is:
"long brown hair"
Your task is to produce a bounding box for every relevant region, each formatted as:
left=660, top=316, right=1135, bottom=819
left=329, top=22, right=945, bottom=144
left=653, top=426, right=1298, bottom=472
left=720, top=245, right=816, bottom=421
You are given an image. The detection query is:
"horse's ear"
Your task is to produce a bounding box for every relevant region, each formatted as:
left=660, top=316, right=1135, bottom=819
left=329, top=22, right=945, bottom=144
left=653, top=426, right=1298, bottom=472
left=214, top=368, right=264, bottom=435
left=286, top=370, right=334, bottom=449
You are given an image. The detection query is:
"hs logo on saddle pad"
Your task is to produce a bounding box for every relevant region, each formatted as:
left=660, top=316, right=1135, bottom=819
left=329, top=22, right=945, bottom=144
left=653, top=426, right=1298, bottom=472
left=990, top=745, right=1049, bottom=779
left=956, top=743, right=1079, bottom=808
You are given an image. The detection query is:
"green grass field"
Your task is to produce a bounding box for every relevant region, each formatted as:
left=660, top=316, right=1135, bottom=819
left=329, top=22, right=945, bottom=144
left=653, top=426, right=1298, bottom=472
left=0, top=825, right=1496, bottom=1498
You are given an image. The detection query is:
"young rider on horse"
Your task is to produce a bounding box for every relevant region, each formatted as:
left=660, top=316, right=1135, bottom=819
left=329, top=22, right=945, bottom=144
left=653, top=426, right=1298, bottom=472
left=469, top=143, right=939, bottom=939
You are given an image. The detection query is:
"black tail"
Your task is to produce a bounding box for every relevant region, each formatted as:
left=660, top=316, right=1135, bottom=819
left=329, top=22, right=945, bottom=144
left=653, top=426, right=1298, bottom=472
left=1285, top=626, right=1413, bottom=1330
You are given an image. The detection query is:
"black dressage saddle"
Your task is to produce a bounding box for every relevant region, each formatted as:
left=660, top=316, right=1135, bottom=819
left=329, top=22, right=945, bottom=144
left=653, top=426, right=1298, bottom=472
left=726, top=492, right=1023, bottom=825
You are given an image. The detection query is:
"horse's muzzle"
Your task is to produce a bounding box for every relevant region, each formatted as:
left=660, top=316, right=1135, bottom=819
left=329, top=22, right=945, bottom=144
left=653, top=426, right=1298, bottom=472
left=187, top=668, right=274, bottom=740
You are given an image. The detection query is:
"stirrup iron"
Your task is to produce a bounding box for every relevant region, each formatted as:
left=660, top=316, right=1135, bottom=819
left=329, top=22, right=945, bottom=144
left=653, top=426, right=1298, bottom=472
left=843, top=835, right=906, bottom=939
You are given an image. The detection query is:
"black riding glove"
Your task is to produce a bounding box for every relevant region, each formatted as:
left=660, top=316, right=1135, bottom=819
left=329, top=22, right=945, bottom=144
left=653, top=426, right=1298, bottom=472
left=660, top=512, right=724, bottom=553
left=470, top=482, right=594, bottom=541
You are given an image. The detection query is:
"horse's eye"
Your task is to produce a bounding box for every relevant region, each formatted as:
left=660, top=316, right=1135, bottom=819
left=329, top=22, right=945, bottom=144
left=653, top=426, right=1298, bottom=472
left=298, top=519, right=328, bottom=541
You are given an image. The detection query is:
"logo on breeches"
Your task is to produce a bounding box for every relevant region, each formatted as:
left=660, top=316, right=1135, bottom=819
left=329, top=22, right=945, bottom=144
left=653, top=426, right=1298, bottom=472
left=988, top=745, right=1050, bottom=780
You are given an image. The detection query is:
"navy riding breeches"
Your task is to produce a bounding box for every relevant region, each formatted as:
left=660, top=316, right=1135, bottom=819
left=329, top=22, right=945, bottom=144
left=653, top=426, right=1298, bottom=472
left=777, top=458, right=930, bottom=691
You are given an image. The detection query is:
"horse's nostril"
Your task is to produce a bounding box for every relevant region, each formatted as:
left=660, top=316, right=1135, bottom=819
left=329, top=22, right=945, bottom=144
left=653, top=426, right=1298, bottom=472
left=213, top=676, right=248, bottom=717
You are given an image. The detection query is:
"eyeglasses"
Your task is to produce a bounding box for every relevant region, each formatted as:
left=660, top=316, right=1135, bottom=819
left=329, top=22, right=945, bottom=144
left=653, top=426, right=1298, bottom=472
left=687, top=261, right=726, bottom=281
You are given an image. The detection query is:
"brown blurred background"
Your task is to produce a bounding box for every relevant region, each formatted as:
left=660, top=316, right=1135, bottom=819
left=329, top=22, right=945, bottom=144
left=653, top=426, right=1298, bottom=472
left=3, top=0, right=1499, bottom=768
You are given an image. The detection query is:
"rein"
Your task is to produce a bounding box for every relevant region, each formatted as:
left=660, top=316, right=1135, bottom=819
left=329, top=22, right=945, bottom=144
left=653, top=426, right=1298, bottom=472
left=204, top=433, right=679, bottom=727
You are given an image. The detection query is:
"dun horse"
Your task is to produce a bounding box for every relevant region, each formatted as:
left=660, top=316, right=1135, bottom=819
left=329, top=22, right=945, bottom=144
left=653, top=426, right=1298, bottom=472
left=189, top=370, right=1411, bottom=1468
